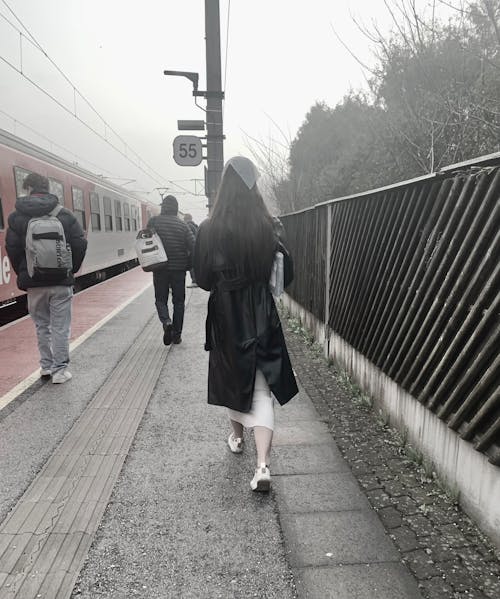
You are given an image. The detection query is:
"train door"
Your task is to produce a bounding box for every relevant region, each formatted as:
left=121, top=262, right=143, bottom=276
left=0, top=171, right=20, bottom=305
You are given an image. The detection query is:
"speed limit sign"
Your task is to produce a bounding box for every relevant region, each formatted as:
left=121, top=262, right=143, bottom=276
left=173, top=135, right=203, bottom=166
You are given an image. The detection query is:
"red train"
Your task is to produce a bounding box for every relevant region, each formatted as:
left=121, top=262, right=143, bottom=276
left=0, top=128, right=160, bottom=307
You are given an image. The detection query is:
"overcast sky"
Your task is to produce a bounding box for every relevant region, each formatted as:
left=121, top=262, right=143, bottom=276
left=0, top=0, right=456, bottom=221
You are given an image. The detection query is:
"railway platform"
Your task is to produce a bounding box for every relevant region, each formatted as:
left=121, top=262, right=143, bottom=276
left=0, top=268, right=497, bottom=598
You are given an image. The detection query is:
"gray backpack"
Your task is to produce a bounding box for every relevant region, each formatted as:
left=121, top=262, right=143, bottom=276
left=25, top=205, right=73, bottom=281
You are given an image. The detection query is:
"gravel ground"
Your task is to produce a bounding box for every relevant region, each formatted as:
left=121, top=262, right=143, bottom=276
left=281, top=314, right=500, bottom=599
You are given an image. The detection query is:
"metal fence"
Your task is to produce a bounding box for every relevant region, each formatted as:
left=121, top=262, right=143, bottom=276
left=282, top=205, right=327, bottom=322
left=280, top=156, right=500, bottom=465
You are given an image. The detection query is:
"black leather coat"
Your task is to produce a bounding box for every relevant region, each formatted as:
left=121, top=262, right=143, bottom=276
left=193, top=220, right=298, bottom=412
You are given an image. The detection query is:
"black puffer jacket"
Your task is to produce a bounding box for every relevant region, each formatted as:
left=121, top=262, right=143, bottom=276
left=6, top=193, right=87, bottom=290
left=147, top=210, right=195, bottom=271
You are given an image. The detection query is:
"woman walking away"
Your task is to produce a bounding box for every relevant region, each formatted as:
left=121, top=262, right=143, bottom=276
left=194, top=156, right=298, bottom=492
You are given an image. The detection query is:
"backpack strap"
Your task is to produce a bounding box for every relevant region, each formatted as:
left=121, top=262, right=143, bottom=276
left=49, top=204, right=63, bottom=217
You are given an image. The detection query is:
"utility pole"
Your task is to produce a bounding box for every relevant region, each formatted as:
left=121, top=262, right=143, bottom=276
left=164, top=1, right=224, bottom=213
left=204, top=0, right=224, bottom=211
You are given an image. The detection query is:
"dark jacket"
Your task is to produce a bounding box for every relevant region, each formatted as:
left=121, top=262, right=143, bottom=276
left=193, top=220, right=298, bottom=412
left=186, top=220, right=199, bottom=238
left=147, top=211, right=195, bottom=271
left=6, top=193, right=87, bottom=290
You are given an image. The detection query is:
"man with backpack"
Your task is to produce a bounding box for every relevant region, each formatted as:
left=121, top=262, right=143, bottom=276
left=6, top=173, right=87, bottom=383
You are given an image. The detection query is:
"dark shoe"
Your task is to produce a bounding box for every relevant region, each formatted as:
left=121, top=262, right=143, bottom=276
left=163, top=323, right=173, bottom=345
left=173, top=334, right=182, bottom=344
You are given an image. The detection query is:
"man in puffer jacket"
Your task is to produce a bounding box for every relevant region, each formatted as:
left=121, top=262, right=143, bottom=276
left=6, top=173, right=87, bottom=383
left=147, top=195, right=195, bottom=345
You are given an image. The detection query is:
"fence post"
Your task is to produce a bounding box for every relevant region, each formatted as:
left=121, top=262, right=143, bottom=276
left=324, top=203, right=332, bottom=357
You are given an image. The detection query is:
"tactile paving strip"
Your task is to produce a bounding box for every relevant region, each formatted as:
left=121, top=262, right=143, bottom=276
left=0, top=315, right=168, bottom=599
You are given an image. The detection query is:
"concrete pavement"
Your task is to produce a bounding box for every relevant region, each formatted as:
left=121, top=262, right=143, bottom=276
left=70, top=288, right=422, bottom=598
left=1, top=284, right=425, bottom=598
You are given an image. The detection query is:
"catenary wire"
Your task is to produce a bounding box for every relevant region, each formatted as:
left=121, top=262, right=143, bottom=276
left=0, top=108, right=132, bottom=181
left=0, top=0, right=150, bottom=167
left=0, top=0, right=174, bottom=190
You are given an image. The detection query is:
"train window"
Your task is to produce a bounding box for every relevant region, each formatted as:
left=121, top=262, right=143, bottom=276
left=131, top=205, right=138, bottom=231
left=114, top=200, right=123, bottom=231
left=13, top=167, right=33, bottom=197
left=123, top=203, right=130, bottom=231
left=103, top=196, right=113, bottom=231
left=72, top=187, right=86, bottom=230
left=0, top=198, right=4, bottom=230
left=90, top=192, right=101, bottom=231
left=48, top=178, right=64, bottom=205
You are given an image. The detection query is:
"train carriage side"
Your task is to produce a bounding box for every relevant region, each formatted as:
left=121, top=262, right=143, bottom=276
left=0, top=141, right=26, bottom=305
left=0, top=130, right=159, bottom=307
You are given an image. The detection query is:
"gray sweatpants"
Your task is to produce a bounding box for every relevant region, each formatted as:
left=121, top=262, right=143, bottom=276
left=27, top=286, right=73, bottom=373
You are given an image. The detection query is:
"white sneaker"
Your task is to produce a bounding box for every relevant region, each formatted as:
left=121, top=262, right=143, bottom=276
left=52, top=370, right=72, bottom=384
left=250, top=464, right=271, bottom=492
left=40, top=369, right=52, bottom=378
left=228, top=432, right=244, bottom=454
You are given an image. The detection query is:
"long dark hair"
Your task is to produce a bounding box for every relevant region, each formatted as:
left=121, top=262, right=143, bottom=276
left=209, top=164, right=276, bottom=282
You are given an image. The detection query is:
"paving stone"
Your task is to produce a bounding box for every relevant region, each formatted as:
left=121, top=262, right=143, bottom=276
left=455, top=591, right=490, bottom=599
left=378, top=506, right=403, bottom=529
left=276, top=394, right=321, bottom=422
left=293, top=563, right=423, bottom=599
left=438, top=523, right=472, bottom=548
left=390, top=526, right=421, bottom=553
left=422, top=534, right=457, bottom=562
left=366, top=489, right=396, bottom=509
left=482, top=570, right=500, bottom=597
left=405, top=514, right=438, bottom=537
left=280, top=510, right=399, bottom=568
left=403, top=549, right=441, bottom=580
left=350, top=460, right=375, bottom=476
left=417, top=577, right=455, bottom=599
left=274, top=472, right=370, bottom=513
left=383, top=479, right=409, bottom=497
left=273, top=421, right=333, bottom=446
left=438, top=559, right=477, bottom=592
left=393, top=495, right=420, bottom=515
left=357, top=472, right=381, bottom=487
left=272, top=442, right=350, bottom=476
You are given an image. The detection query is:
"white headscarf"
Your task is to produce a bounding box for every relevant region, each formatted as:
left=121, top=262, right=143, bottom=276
left=222, top=156, right=260, bottom=190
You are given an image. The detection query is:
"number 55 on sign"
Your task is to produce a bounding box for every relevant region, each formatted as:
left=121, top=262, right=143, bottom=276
left=173, top=135, right=203, bottom=166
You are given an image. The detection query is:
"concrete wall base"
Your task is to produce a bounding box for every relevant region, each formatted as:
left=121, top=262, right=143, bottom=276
left=281, top=293, right=500, bottom=551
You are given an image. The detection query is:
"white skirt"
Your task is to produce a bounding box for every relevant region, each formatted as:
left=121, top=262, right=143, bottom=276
left=227, top=369, right=274, bottom=431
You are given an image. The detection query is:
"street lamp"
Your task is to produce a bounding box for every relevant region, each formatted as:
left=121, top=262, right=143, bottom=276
left=163, top=70, right=199, bottom=94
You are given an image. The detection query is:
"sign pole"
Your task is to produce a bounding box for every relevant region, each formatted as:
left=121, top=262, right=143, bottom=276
left=204, top=0, right=224, bottom=212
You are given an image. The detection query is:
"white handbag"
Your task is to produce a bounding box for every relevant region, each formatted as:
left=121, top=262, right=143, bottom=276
left=269, top=251, right=284, bottom=297
left=135, top=229, right=168, bottom=272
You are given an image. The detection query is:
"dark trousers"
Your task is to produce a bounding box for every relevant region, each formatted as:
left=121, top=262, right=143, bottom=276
left=153, top=269, right=186, bottom=335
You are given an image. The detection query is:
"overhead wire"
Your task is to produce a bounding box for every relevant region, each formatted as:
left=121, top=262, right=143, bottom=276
left=0, top=51, right=168, bottom=188
left=0, top=107, right=130, bottom=181
left=0, top=0, right=175, bottom=190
